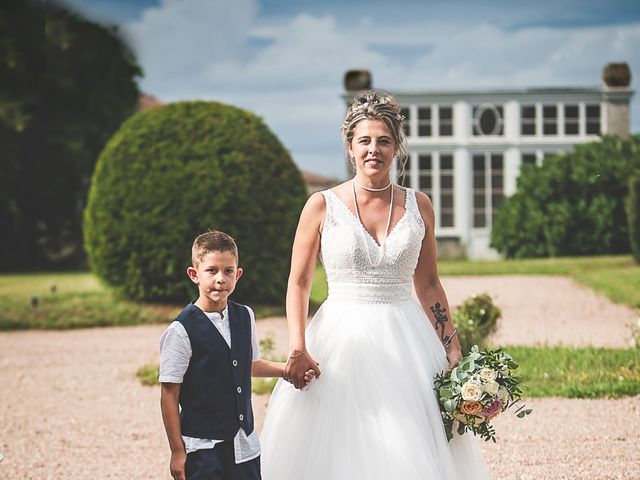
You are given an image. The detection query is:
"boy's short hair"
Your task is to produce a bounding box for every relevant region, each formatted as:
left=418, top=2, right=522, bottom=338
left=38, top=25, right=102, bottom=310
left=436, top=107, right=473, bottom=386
left=191, top=231, right=239, bottom=266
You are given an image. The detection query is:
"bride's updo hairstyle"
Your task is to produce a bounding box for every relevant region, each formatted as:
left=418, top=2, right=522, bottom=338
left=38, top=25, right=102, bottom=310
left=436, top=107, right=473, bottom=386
left=341, top=89, right=408, bottom=176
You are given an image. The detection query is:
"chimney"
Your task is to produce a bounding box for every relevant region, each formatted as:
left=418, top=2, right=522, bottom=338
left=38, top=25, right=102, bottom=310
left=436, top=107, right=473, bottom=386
left=602, top=62, right=632, bottom=139
left=344, top=70, right=372, bottom=92
left=602, top=62, right=631, bottom=88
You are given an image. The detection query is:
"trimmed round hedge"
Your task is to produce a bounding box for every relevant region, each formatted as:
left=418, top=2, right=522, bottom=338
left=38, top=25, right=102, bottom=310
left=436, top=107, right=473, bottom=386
left=491, top=134, right=640, bottom=258
left=84, top=101, right=307, bottom=304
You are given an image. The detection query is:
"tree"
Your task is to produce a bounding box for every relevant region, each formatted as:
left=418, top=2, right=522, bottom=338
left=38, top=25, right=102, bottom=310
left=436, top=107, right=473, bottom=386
left=84, top=101, right=308, bottom=304
left=491, top=135, right=640, bottom=258
left=627, top=174, right=640, bottom=263
left=0, top=0, right=141, bottom=269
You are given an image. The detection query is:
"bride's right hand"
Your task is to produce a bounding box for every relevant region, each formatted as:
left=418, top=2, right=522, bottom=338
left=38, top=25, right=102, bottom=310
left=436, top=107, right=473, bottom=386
left=284, top=350, right=321, bottom=389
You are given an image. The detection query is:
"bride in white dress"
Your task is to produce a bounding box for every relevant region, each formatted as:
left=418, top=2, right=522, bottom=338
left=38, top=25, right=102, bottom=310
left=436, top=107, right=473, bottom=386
left=260, top=90, right=489, bottom=479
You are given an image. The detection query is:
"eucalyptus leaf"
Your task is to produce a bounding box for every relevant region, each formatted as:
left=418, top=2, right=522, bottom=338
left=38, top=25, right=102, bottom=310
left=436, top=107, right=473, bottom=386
left=440, top=387, right=453, bottom=398
left=444, top=399, right=455, bottom=413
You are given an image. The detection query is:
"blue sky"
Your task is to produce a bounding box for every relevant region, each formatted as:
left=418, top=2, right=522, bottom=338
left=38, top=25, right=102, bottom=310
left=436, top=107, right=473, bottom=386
left=63, top=0, right=640, bottom=178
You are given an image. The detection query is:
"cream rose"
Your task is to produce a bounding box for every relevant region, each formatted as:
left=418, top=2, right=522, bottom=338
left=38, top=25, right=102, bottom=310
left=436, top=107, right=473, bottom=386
left=478, top=368, right=497, bottom=381
left=461, top=381, right=483, bottom=401
left=497, top=385, right=509, bottom=404
left=483, top=380, right=499, bottom=395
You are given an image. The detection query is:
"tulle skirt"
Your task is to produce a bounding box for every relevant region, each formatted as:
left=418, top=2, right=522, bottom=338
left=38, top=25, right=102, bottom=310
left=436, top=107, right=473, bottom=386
left=260, top=299, right=489, bottom=479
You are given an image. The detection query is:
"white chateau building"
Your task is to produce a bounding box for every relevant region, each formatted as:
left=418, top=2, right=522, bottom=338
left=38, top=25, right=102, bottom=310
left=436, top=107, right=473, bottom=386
left=343, top=63, right=634, bottom=259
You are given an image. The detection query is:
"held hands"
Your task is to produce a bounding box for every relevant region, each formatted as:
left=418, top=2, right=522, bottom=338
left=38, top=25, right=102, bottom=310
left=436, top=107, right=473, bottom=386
left=284, top=366, right=317, bottom=389
left=301, top=369, right=318, bottom=391
left=284, top=350, right=321, bottom=389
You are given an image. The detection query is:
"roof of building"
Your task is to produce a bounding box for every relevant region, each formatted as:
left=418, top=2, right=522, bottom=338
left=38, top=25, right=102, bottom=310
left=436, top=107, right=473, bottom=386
left=302, top=171, right=340, bottom=186
left=137, top=94, right=164, bottom=111
left=342, top=85, right=634, bottom=102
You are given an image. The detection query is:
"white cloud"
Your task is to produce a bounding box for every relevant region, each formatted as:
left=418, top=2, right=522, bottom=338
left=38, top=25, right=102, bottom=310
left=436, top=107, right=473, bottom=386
left=124, top=2, right=640, bottom=179
left=125, top=0, right=258, bottom=91
left=375, top=22, right=640, bottom=90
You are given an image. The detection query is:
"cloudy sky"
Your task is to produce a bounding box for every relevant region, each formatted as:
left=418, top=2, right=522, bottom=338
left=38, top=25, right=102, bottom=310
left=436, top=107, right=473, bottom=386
left=63, top=0, right=640, bottom=179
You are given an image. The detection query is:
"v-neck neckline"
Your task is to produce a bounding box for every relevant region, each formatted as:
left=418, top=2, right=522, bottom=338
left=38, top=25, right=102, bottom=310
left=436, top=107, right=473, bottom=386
left=327, top=188, right=409, bottom=247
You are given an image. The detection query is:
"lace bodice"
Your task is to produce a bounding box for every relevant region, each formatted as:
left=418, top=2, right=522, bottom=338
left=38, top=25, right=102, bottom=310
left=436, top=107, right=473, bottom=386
left=320, top=187, right=425, bottom=304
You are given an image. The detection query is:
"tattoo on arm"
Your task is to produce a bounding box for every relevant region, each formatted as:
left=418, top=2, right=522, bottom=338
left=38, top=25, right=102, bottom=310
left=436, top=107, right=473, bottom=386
left=430, top=302, right=448, bottom=342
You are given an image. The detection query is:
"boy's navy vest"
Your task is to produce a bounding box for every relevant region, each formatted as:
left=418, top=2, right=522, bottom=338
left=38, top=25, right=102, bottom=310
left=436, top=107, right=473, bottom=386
left=177, top=300, right=254, bottom=440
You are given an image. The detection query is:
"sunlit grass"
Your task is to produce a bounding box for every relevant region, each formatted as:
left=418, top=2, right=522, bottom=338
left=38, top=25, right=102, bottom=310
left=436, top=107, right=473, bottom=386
left=137, top=363, right=160, bottom=386
left=508, top=345, right=640, bottom=398
left=3, top=255, right=637, bottom=330
left=0, top=289, right=179, bottom=330
left=310, top=262, right=328, bottom=307
left=0, top=272, right=280, bottom=330
left=311, top=255, right=640, bottom=308
left=0, top=271, right=102, bottom=299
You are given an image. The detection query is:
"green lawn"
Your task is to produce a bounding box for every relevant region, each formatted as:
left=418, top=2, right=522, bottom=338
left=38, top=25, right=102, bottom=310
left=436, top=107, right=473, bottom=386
left=312, top=255, right=640, bottom=308
left=509, top=345, right=640, bottom=398
left=0, top=272, right=280, bottom=330
left=310, top=262, right=328, bottom=307
left=0, top=271, right=103, bottom=299
left=2, top=255, right=637, bottom=330
left=0, top=272, right=179, bottom=330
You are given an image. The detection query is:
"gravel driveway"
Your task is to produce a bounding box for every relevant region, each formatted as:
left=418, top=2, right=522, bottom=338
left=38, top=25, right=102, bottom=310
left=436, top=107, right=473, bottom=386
left=1, top=275, right=638, bottom=479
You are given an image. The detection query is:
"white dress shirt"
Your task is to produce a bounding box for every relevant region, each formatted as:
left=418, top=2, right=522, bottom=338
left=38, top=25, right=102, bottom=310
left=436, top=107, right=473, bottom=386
left=159, top=304, right=261, bottom=463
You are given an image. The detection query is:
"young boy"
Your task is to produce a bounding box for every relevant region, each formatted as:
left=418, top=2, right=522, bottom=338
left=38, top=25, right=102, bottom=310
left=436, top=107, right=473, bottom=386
left=160, top=231, right=311, bottom=480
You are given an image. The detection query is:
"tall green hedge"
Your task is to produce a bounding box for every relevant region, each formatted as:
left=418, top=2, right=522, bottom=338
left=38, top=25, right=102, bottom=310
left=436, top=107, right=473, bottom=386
left=0, top=1, right=141, bottom=270
left=491, top=135, right=640, bottom=258
left=628, top=173, right=640, bottom=263
left=84, top=101, right=307, bottom=304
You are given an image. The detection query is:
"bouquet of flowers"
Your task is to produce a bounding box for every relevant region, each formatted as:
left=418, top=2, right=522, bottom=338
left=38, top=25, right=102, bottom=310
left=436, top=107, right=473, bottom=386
left=434, top=345, right=532, bottom=442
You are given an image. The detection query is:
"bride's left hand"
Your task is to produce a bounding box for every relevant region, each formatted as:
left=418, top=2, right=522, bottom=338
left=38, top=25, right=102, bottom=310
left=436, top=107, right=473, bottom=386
left=446, top=348, right=462, bottom=372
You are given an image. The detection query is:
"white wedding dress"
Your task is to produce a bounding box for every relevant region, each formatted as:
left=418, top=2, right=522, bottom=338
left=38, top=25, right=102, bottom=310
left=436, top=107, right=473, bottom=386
left=260, top=188, right=489, bottom=479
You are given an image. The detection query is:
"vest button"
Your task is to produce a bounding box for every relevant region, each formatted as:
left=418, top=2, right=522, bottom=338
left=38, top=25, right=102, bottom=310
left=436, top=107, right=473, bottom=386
left=237, top=386, right=242, bottom=393
left=232, top=360, right=238, bottom=367
left=239, top=414, right=244, bottom=421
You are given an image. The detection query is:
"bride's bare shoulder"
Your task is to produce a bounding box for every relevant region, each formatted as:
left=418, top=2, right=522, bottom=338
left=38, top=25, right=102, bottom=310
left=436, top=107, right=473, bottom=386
left=306, top=178, right=351, bottom=213
left=326, top=181, right=352, bottom=201
left=413, top=190, right=435, bottom=226
left=414, top=190, right=434, bottom=211
left=300, top=191, right=327, bottom=219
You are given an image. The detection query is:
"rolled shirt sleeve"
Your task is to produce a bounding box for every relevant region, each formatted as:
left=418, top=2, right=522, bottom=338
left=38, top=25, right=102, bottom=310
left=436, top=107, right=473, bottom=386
left=246, top=305, right=261, bottom=362
left=159, top=321, right=192, bottom=383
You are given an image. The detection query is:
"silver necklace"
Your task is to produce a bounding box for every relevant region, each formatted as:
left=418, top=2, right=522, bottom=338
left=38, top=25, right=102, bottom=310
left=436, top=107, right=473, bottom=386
left=351, top=180, right=394, bottom=267
left=353, top=176, right=392, bottom=192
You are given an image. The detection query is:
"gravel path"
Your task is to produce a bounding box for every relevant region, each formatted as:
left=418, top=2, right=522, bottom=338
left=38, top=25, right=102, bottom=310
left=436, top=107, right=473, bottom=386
left=441, top=275, right=637, bottom=349
left=1, top=276, right=638, bottom=479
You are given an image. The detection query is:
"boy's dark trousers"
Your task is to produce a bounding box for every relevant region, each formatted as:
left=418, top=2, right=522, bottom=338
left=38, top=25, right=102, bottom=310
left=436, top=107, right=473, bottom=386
left=185, top=442, right=261, bottom=480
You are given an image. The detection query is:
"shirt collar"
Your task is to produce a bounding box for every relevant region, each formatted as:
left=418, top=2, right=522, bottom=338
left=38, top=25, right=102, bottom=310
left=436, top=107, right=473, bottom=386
left=203, top=305, right=229, bottom=322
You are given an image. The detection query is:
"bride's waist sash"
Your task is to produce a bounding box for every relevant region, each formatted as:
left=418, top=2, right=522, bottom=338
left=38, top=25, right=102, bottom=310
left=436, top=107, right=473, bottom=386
left=326, top=278, right=412, bottom=304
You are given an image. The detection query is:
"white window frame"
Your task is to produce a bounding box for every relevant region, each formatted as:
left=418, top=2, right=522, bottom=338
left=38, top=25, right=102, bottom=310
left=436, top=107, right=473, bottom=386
left=472, top=151, right=504, bottom=230
left=417, top=106, right=432, bottom=137
left=395, top=151, right=456, bottom=230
